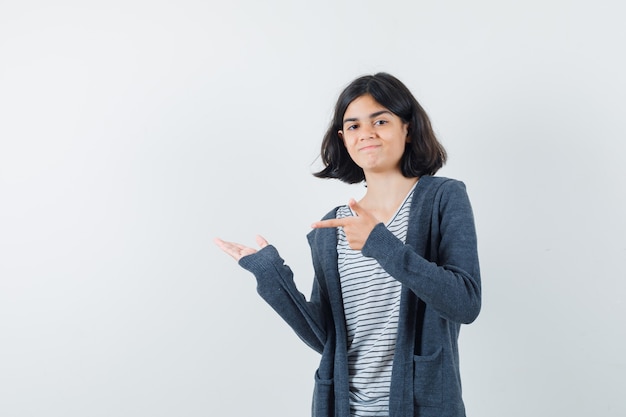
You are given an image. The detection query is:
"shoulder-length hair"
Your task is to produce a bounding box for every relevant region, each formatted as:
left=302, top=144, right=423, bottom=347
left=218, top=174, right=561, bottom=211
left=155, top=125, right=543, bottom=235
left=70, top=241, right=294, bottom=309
left=314, top=72, right=446, bottom=184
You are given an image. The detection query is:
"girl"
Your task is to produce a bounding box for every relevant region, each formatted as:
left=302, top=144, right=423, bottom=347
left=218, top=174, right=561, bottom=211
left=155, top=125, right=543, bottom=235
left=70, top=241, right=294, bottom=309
left=215, top=73, right=481, bottom=417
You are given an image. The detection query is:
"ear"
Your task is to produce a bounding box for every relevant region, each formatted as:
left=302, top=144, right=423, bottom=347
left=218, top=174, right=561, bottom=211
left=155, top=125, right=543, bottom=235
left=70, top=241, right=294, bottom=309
left=338, top=130, right=345, bottom=144
left=404, top=123, right=410, bottom=143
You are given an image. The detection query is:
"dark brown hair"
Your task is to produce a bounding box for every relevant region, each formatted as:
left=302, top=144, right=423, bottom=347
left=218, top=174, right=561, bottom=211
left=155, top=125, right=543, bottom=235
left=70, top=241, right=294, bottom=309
left=314, top=72, right=446, bottom=184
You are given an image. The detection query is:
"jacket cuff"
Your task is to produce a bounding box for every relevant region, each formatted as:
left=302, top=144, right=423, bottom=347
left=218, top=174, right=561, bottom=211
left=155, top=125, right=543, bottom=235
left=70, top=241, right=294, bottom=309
left=361, top=223, right=404, bottom=260
left=238, top=245, right=281, bottom=274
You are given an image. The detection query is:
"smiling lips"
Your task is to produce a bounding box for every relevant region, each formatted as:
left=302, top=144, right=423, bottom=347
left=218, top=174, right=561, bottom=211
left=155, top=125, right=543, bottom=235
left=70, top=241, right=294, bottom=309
left=359, top=144, right=381, bottom=152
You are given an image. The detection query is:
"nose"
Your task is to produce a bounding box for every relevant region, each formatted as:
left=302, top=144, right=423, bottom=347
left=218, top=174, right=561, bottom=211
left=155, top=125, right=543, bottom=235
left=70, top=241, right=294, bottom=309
left=358, top=125, right=375, bottom=141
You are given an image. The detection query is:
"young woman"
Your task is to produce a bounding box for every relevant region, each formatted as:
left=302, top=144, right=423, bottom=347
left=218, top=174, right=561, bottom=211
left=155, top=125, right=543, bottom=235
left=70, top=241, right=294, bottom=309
left=215, top=73, right=481, bottom=417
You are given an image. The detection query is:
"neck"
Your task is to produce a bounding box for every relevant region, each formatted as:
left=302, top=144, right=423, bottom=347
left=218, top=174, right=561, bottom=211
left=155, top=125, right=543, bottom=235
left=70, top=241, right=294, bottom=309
left=360, top=171, right=419, bottom=213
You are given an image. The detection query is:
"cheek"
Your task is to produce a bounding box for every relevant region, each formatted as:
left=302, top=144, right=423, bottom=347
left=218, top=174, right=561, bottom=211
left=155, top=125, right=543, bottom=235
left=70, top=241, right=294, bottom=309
left=341, top=133, right=357, bottom=149
left=344, top=143, right=358, bottom=158
left=342, top=138, right=360, bottom=160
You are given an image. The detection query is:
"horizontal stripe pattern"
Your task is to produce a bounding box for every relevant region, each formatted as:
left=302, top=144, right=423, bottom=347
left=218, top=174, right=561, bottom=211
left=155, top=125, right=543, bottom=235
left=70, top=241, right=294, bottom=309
left=336, top=183, right=416, bottom=416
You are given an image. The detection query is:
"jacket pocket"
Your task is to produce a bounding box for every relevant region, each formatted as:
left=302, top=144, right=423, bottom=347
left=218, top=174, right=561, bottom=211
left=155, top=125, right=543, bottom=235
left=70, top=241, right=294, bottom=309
left=312, top=370, right=334, bottom=417
left=413, top=347, right=443, bottom=407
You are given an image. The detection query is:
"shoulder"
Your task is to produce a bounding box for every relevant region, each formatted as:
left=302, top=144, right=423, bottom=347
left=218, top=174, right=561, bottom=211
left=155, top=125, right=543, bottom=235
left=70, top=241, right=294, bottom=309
left=320, top=206, right=341, bottom=221
left=415, top=175, right=469, bottom=203
left=306, top=206, right=341, bottom=247
left=414, top=176, right=472, bottom=215
left=419, top=175, right=466, bottom=191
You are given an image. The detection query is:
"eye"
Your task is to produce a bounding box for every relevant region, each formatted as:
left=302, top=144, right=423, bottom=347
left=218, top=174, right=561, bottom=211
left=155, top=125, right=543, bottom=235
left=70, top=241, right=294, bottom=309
left=374, top=119, right=388, bottom=126
left=346, top=123, right=359, bottom=130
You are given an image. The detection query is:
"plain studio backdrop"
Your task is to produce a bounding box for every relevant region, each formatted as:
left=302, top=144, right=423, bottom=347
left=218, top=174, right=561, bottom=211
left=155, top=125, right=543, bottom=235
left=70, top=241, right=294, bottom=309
left=1, top=1, right=625, bottom=416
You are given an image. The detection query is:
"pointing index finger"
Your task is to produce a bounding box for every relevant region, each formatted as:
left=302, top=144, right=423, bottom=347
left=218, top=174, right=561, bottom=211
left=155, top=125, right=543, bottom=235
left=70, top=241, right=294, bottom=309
left=311, top=218, right=348, bottom=229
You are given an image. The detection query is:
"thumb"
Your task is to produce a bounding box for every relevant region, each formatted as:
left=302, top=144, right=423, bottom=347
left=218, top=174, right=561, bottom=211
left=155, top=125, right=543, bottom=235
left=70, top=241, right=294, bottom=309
left=256, top=235, right=269, bottom=248
left=348, top=198, right=364, bottom=216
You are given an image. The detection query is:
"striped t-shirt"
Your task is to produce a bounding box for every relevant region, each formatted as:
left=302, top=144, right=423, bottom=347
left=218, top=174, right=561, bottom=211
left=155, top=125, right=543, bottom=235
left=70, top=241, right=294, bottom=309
left=336, top=183, right=417, bottom=417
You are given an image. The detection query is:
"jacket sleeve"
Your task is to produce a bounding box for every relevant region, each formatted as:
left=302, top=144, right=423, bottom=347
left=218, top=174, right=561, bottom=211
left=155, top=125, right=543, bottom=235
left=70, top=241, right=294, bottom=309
left=238, top=245, right=327, bottom=353
left=361, top=180, right=481, bottom=324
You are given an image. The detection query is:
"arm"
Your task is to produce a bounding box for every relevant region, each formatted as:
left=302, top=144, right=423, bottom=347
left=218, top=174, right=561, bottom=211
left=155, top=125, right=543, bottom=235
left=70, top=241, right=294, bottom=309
left=361, top=180, right=481, bottom=324
left=238, top=245, right=327, bottom=353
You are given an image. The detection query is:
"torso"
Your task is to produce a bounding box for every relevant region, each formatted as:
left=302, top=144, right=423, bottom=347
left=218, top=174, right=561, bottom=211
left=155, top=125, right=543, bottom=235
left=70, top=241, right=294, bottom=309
left=336, top=182, right=417, bottom=416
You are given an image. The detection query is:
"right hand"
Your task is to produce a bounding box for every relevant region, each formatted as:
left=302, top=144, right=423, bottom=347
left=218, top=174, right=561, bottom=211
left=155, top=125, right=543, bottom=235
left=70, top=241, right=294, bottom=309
left=214, top=235, right=269, bottom=261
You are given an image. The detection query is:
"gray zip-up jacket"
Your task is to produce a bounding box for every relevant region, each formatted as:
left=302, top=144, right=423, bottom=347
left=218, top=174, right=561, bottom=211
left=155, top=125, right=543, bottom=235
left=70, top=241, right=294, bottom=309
left=239, top=176, right=481, bottom=417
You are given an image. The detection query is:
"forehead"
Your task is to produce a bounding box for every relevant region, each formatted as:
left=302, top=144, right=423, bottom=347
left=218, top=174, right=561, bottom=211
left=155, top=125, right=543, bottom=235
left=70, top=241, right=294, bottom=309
left=342, top=94, right=399, bottom=125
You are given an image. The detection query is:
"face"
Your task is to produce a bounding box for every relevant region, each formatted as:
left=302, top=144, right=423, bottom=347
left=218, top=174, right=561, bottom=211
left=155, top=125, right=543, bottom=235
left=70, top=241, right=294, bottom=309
left=338, top=94, right=409, bottom=176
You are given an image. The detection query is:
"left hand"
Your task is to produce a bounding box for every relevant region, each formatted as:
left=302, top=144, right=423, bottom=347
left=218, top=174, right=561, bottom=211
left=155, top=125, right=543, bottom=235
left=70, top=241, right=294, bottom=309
left=311, top=199, right=380, bottom=250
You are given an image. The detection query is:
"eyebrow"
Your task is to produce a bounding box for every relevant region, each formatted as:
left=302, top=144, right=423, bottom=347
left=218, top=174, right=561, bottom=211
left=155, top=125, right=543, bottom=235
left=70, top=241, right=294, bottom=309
left=343, top=110, right=392, bottom=125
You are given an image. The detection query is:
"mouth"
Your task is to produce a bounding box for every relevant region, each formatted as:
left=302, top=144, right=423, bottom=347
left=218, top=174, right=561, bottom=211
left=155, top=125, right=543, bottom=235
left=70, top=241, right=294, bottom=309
left=359, top=145, right=380, bottom=152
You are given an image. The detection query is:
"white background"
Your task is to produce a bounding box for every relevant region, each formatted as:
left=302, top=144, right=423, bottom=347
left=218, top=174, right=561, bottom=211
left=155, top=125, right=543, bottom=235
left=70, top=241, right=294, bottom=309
left=1, top=1, right=625, bottom=416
